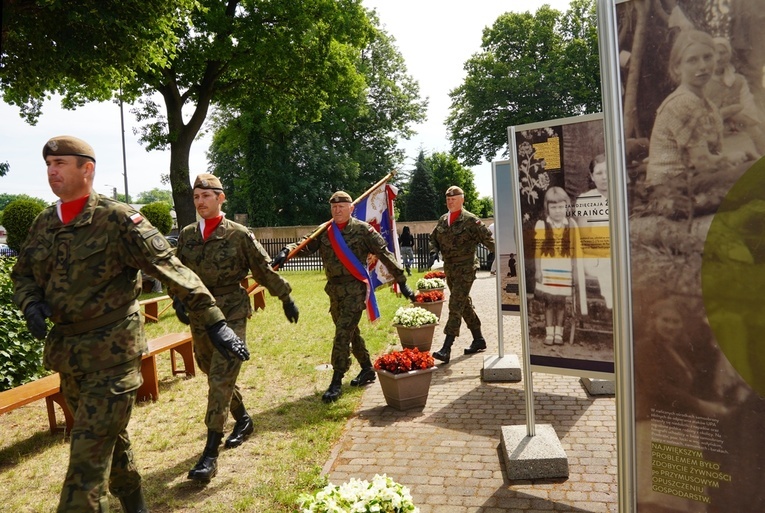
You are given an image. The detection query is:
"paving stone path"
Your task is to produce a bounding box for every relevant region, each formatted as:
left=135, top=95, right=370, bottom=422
left=324, top=271, right=618, bottom=513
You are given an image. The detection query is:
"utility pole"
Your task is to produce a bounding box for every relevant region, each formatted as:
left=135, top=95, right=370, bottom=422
left=119, top=90, right=130, bottom=204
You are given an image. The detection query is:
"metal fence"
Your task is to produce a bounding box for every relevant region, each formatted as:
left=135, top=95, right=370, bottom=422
left=259, top=234, right=492, bottom=273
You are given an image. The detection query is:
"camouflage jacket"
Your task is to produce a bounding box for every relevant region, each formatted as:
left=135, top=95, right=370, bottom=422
left=12, top=193, right=224, bottom=375
left=176, top=217, right=291, bottom=322
left=429, top=209, right=495, bottom=269
left=291, top=217, right=406, bottom=284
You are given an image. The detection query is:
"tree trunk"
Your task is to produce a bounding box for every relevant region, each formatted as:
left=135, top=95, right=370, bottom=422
left=622, top=1, right=650, bottom=139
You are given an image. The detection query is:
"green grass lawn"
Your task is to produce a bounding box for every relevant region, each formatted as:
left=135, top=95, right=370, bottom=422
left=0, top=269, right=424, bottom=512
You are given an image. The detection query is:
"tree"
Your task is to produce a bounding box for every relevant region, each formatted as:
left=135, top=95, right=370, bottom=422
left=1, top=0, right=195, bottom=122
left=474, top=196, right=494, bottom=218
left=446, top=0, right=600, bottom=166
left=0, top=194, right=49, bottom=213
left=135, top=188, right=173, bottom=205
left=425, top=152, right=479, bottom=214
left=2, top=199, right=45, bottom=252
left=139, top=202, right=173, bottom=235
left=403, top=151, right=439, bottom=221
left=208, top=14, right=426, bottom=226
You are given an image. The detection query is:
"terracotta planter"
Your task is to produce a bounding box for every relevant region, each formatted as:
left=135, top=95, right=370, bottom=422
left=413, top=300, right=444, bottom=317
left=395, top=323, right=437, bottom=352
left=375, top=367, right=435, bottom=410
left=417, top=287, right=445, bottom=296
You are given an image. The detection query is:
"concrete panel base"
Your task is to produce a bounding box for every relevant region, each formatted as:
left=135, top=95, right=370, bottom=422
left=580, top=377, right=615, bottom=395
left=500, top=424, right=569, bottom=480
left=481, top=354, right=522, bottom=382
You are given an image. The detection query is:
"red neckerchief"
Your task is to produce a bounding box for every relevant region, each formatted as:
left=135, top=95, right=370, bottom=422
left=335, top=221, right=348, bottom=230
left=202, top=215, right=223, bottom=240
left=59, top=195, right=89, bottom=224
left=448, top=210, right=460, bottom=226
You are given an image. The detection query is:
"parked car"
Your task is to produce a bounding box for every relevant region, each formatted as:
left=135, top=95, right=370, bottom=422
left=0, top=243, right=18, bottom=257
left=165, top=235, right=178, bottom=247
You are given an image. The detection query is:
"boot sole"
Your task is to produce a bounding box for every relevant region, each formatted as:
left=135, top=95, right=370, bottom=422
left=224, top=426, right=254, bottom=448
left=187, top=468, right=217, bottom=483
left=350, top=377, right=376, bottom=386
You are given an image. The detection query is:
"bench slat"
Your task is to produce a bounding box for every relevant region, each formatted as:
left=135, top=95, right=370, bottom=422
left=0, top=373, right=61, bottom=414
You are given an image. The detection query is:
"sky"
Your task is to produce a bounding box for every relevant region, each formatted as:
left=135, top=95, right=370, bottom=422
left=0, top=0, right=572, bottom=205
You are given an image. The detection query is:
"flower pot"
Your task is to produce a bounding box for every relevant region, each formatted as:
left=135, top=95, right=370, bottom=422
left=375, top=367, right=435, bottom=410
left=417, top=286, right=445, bottom=295
left=414, top=300, right=444, bottom=317
left=394, top=323, right=437, bottom=352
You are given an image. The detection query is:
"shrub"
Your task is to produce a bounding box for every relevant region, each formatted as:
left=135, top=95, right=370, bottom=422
left=0, top=257, right=46, bottom=391
left=3, top=199, right=46, bottom=252
left=140, top=202, right=173, bottom=235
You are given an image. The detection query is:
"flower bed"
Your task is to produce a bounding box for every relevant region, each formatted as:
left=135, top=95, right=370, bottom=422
left=424, top=270, right=445, bottom=279
left=415, top=277, right=446, bottom=290
left=298, top=473, right=419, bottom=512
left=374, top=347, right=435, bottom=374
left=392, top=306, right=437, bottom=327
left=414, top=290, right=444, bottom=303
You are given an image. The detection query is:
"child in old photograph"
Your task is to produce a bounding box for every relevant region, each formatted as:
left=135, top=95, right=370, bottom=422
left=533, top=186, right=579, bottom=345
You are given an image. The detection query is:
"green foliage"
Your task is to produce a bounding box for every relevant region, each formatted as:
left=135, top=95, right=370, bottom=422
left=0, top=258, right=46, bottom=391
left=1, top=0, right=196, bottom=123
left=135, top=188, right=173, bottom=205
left=3, top=199, right=45, bottom=252
left=0, top=162, right=8, bottom=177
left=209, top=13, right=426, bottom=226
left=426, top=152, right=479, bottom=214
left=475, top=196, right=495, bottom=218
left=139, top=202, right=173, bottom=235
left=0, top=193, right=49, bottom=213
left=402, top=151, right=439, bottom=221
left=447, top=0, right=601, bottom=166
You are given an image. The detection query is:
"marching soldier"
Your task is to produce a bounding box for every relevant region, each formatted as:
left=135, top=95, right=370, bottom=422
left=271, top=190, right=415, bottom=403
left=172, top=173, right=299, bottom=482
left=429, top=186, right=495, bottom=364
left=12, top=136, right=248, bottom=513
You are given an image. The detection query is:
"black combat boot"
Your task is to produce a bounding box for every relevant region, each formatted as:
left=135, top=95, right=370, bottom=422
left=464, top=328, right=487, bottom=354
left=433, top=335, right=455, bottom=364
left=225, top=404, right=254, bottom=449
left=119, top=486, right=149, bottom=513
left=187, top=430, right=223, bottom=482
left=350, top=366, right=376, bottom=386
left=322, top=371, right=344, bottom=403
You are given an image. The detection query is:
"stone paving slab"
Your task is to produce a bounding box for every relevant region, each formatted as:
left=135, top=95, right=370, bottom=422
left=323, top=272, right=618, bottom=512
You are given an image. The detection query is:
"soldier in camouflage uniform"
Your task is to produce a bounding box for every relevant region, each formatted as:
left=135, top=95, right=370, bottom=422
left=173, top=173, right=299, bottom=482
left=12, top=136, right=248, bottom=513
left=271, top=191, right=415, bottom=403
left=429, top=186, right=495, bottom=364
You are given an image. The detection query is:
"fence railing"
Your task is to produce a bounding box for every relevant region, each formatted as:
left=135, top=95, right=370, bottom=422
left=259, top=234, right=492, bottom=273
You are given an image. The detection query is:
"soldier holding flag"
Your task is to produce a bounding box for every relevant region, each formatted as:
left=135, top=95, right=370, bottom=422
left=271, top=190, right=415, bottom=403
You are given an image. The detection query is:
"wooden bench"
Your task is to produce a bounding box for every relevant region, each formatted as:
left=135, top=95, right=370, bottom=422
left=0, top=373, right=74, bottom=434
left=139, top=294, right=172, bottom=323
left=136, top=332, right=195, bottom=402
left=241, top=276, right=267, bottom=311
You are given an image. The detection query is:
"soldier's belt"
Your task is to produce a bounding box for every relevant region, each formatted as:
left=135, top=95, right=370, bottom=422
left=54, top=302, right=140, bottom=337
left=327, top=275, right=359, bottom=284
left=444, top=254, right=475, bottom=264
left=208, top=283, right=243, bottom=296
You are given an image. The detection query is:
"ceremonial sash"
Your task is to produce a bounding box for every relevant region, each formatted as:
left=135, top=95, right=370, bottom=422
left=327, top=222, right=380, bottom=322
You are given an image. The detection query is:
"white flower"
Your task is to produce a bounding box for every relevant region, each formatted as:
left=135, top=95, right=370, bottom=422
left=392, top=306, right=437, bottom=327
left=298, top=474, right=419, bottom=513
left=416, top=278, right=446, bottom=290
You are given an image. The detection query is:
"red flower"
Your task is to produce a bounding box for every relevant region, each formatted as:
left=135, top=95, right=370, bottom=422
left=424, top=271, right=446, bottom=279
left=374, top=348, right=435, bottom=374
left=414, top=290, right=444, bottom=303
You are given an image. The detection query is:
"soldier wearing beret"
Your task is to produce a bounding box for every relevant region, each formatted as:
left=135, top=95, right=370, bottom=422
left=12, top=136, right=248, bottom=512
left=271, top=190, right=415, bottom=403
left=172, top=173, right=299, bottom=482
left=429, top=185, right=495, bottom=363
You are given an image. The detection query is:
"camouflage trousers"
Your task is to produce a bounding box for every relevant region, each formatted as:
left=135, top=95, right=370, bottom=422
left=443, top=262, right=482, bottom=337
left=191, top=317, right=247, bottom=432
left=327, top=281, right=371, bottom=375
left=58, top=358, right=143, bottom=513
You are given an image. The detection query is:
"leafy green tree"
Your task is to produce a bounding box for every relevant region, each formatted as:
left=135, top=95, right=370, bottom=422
left=2, top=199, right=45, bottom=252
left=1, top=0, right=195, bottom=122
left=0, top=194, right=49, bottom=213
left=208, top=15, right=426, bottom=226
left=135, top=188, right=173, bottom=205
left=0, top=162, right=8, bottom=177
left=446, top=0, right=600, bottom=166
left=403, top=151, right=439, bottom=221
left=140, top=202, right=173, bottom=235
left=475, top=196, right=494, bottom=218
left=425, top=152, right=479, bottom=214
left=0, top=258, right=46, bottom=391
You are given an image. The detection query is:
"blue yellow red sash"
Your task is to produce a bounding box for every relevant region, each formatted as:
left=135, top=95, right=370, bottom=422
left=327, top=222, right=380, bottom=322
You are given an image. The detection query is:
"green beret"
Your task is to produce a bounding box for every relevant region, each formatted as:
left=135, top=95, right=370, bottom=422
left=193, top=173, right=223, bottom=191
left=329, top=191, right=353, bottom=203
left=42, top=136, right=96, bottom=162
left=445, top=186, right=464, bottom=197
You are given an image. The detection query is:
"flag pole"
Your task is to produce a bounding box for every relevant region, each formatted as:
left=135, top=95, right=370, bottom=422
left=273, top=170, right=398, bottom=269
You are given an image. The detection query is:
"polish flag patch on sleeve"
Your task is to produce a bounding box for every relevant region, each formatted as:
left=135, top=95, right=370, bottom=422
left=130, top=213, right=143, bottom=224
